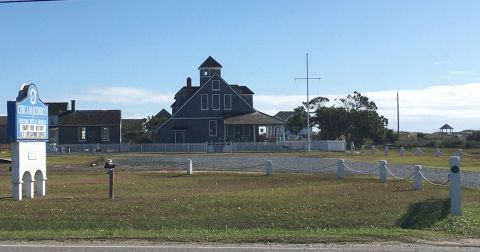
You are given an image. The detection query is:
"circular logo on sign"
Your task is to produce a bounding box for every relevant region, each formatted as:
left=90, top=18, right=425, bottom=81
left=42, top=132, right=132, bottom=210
left=29, top=88, right=37, bottom=105
left=451, top=165, right=460, bottom=174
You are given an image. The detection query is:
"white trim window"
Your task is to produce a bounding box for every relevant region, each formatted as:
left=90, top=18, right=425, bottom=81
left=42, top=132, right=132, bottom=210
left=101, top=127, right=110, bottom=142
left=203, top=69, right=210, bottom=76
left=212, top=80, right=220, bottom=91
left=224, top=94, right=232, bottom=110
left=212, top=94, right=220, bottom=110
left=209, top=120, right=217, bottom=137
left=201, top=94, right=209, bottom=110
left=78, top=127, right=86, bottom=142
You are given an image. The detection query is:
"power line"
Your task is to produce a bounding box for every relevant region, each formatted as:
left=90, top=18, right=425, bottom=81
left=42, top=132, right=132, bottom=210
left=0, top=0, right=64, bottom=4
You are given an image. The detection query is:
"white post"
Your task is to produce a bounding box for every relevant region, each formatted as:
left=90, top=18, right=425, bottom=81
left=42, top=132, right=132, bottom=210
left=361, top=144, right=365, bottom=155
left=413, top=165, right=422, bottom=191
left=435, top=148, right=441, bottom=157
left=371, top=146, right=376, bottom=155
left=416, top=147, right=421, bottom=156
left=400, top=147, right=405, bottom=156
left=186, top=159, right=193, bottom=175
left=379, top=160, right=387, bottom=183
left=384, top=146, right=389, bottom=156
left=449, top=156, right=462, bottom=216
left=456, top=149, right=462, bottom=158
left=337, top=159, right=345, bottom=179
left=350, top=142, right=355, bottom=154
left=265, top=160, right=273, bottom=176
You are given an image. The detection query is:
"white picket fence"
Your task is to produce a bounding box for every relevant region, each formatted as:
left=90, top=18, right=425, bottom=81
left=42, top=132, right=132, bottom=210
left=47, top=140, right=346, bottom=154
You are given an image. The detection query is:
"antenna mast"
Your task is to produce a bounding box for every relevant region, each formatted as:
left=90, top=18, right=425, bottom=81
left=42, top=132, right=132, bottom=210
left=295, top=53, right=321, bottom=151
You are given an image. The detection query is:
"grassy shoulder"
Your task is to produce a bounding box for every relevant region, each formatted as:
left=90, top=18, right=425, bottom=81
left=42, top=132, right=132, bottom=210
left=0, top=169, right=478, bottom=242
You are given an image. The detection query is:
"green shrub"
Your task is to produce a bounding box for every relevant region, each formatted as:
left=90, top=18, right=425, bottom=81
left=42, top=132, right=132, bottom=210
left=464, top=141, right=480, bottom=148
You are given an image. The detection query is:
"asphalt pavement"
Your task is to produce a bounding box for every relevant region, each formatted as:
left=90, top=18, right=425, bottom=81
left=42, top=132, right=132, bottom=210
left=0, top=241, right=479, bottom=252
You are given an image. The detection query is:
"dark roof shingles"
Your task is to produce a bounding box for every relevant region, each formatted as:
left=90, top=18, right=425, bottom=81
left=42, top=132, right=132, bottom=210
left=440, top=124, right=453, bottom=129
left=274, top=111, right=294, bottom=121
left=59, top=110, right=121, bottom=126
left=198, top=56, right=222, bottom=69
left=224, top=111, right=285, bottom=125
left=230, top=85, right=254, bottom=95
left=46, top=102, right=68, bottom=116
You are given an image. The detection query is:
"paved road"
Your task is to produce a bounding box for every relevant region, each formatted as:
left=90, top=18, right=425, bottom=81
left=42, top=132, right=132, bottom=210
left=0, top=241, right=479, bottom=252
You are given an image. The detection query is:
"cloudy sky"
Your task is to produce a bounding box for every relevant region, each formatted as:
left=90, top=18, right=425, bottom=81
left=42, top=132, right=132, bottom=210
left=1, top=0, right=479, bottom=133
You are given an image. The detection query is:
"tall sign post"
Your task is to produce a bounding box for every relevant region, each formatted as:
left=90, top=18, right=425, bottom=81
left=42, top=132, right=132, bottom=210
left=295, top=53, right=320, bottom=151
left=7, top=84, right=48, bottom=201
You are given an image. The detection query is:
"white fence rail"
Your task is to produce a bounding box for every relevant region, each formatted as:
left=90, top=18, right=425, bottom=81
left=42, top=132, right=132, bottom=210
left=47, top=140, right=346, bottom=154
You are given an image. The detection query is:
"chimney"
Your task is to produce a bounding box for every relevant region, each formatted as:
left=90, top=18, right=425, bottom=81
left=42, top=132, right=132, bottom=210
left=186, top=77, right=192, bottom=88
left=71, top=100, right=76, bottom=111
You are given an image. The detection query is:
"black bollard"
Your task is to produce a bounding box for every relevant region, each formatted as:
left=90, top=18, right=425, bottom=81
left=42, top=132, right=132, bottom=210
left=104, top=159, right=116, bottom=199
left=108, top=168, right=114, bottom=199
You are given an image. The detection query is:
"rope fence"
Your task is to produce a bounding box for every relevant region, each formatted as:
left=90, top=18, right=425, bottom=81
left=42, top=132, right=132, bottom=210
left=418, top=171, right=450, bottom=186
left=354, top=146, right=477, bottom=161
left=117, top=157, right=456, bottom=190
left=459, top=150, right=475, bottom=157
left=111, top=154, right=464, bottom=216
left=271, top=161, right=338, bottom=173
left=188, top=156, right=463, bottom=216
left=384, top=164, right=414, bottom=180
left=343, top=163, right=379, bottom=174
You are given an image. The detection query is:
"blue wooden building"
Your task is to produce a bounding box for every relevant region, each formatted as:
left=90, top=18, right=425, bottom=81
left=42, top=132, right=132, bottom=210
left=155, top=56, right=285, bottom=143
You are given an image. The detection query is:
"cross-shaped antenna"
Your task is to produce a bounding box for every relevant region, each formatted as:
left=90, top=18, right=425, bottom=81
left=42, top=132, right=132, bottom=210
left=294, top=53, right=321, bottom=152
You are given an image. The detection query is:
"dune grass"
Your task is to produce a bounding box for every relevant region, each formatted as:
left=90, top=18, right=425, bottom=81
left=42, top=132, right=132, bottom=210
left=0, top=167, right=478, bottom=242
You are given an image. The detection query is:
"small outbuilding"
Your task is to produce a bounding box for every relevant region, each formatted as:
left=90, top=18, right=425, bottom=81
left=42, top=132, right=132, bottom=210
left=440, top=124, right=454, bottom=134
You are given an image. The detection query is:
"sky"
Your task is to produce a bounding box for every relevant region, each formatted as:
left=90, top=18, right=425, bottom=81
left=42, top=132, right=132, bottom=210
left=0, top=0, right=479, bottom=133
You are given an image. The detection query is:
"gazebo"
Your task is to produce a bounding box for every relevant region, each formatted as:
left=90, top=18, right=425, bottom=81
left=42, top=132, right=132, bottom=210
left=440, top=124, right=454, bottom=134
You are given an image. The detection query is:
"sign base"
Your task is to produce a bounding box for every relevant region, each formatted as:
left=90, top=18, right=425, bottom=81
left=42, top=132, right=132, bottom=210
left=11, top=142, right=47, bottom=201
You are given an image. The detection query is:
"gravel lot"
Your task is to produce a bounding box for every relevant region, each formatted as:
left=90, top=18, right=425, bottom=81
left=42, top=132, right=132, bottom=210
left=113, top=153, right=480, bottom=189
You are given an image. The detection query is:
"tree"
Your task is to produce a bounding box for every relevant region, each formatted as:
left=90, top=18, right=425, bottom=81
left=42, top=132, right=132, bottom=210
left=337, top=91, right=377, bottom=112
left=122, top=119, right=146, bottom=143
left=308, top=92, right=392, bottom=145
left=122, top=119, right=147, bottom=143
left=286, top=106, right=308, bottom=136
left=313, top=106, right=349, bottom=140
left=302, top=96, right=330, bottom=111
left=144, top=109, right=171, bottom=142
left=467, top=131, right=480, bottom=141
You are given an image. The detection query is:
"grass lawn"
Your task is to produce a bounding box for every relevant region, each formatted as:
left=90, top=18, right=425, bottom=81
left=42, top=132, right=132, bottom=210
left=0, top=166, right=479, bottom=242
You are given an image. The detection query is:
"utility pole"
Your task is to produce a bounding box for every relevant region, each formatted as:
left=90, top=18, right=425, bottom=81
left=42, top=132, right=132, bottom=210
left=397, top=92, right=400, bottom=140
left=295, top=53, right=321, bottom=152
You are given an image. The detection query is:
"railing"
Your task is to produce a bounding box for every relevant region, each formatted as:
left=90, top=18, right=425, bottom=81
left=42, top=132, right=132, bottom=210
left=47, top=140, right=346, bottom=154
